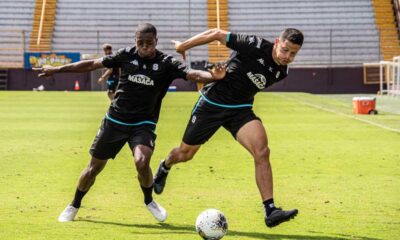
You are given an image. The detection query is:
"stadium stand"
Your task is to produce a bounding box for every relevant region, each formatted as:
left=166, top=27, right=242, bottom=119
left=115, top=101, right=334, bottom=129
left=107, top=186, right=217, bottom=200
left=52, top=0, right=208, bottom=61
left=1, top=0, right=398, bottom=67
left=229, top=0, right=382, bottom=65
left=1, top=0, right=399, bottom=92
left=0, top=0, right=34, bottom=68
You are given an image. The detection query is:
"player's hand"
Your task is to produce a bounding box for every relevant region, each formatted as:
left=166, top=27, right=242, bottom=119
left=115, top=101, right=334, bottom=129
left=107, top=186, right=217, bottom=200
left=97, top=77, right=104, bottom=84
left=171, top=40, right=186, bottom=60
left=209, top=63, right=227, bottom=80
left=32, top=65, right=59, bottom=77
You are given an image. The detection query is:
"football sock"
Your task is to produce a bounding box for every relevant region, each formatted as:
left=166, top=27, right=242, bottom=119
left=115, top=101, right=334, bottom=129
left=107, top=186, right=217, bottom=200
left=71, top=188, right=87, bottom=208
left=263, top=198, right=277, bottom=217
left=141, top=185, right=154, bottom=205
left=162, top=160, right=171, bottom=170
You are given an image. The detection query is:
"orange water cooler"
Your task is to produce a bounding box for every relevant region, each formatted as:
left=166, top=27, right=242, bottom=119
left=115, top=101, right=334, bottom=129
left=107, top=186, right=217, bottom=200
left=352, top=97, right=378, bottom=115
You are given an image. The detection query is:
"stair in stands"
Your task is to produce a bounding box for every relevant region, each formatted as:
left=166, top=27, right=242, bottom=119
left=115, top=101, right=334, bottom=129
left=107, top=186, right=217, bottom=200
left=29, top=0, right=57, bottom=52
left=372, top=0, right=400, bottom=60
left=208, top=0, right=230, bottom=63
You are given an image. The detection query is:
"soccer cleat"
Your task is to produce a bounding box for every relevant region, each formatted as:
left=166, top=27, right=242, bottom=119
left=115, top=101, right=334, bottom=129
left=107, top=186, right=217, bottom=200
left=265, top=208, right=298, bottom=228
left=58, top=205, right=79, bottom=222
left=153, top=160, right=169, bottom=194
left=146, top=200, right=167, bottom=222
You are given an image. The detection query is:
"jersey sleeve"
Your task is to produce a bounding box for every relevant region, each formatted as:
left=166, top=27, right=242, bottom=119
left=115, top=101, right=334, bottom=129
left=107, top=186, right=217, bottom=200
left=101, top=48, right=125, bottom=68
left=226, top=32, right=263, bottom=55
left=166, top=56, right=189, bottom=81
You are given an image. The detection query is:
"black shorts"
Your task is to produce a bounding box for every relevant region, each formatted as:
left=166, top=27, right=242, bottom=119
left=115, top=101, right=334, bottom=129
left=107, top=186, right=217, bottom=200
left=106, top=79, right=118, bottom=92
left=90, top=117, right=156, bottom=160
left=182, top=97, right=260, bottom=145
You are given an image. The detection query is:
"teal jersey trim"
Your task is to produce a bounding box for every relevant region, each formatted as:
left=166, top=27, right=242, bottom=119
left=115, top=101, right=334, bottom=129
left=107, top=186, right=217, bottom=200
left=198, top=91, right=253, bottom=109
left=105, top=113, right=156, bottom=126
left=226, top=32, right=231, bottom=44
left=191, top=97, right=203, bottom=115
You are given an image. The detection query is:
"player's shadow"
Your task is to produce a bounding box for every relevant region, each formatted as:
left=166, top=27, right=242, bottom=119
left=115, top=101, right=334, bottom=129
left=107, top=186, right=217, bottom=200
left=78, top=219, right=380, bottom=240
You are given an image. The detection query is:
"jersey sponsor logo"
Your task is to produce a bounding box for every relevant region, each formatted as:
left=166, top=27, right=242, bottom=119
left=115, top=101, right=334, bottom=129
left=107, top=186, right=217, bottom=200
left=247, top=72, right=266, bottom=89
left=128, top=74, right=154, bottom=86
left=257, top=58, right=265, bottom=66
left=191, top=115, right=197, bottom=123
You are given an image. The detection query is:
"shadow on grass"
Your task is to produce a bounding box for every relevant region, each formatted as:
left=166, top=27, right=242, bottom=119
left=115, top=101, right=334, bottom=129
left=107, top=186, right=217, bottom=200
left=78, top=219, right=380, bottom=240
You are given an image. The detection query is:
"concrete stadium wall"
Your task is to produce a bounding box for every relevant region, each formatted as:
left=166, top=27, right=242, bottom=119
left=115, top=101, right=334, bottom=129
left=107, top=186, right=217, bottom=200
left=6, top=66, right=379, bottom=93
left=7, top=69, right=91, bottom=91
left=268, top=66, right=379, bottom=94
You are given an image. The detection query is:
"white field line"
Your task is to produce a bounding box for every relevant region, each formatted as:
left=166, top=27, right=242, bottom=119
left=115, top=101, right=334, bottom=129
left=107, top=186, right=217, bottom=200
left=276, top=93, right=400, bottom=134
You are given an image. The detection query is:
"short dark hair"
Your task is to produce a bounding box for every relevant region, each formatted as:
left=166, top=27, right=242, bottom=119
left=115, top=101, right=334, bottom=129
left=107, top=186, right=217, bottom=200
left=280, top=28, right=304, bottom=46
left=136, top=23, right=157, bottom=36
left=102, top=43, right=112, bottom=50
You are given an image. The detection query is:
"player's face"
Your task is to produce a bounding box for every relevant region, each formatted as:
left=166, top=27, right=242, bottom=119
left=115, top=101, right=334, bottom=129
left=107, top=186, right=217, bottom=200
left=135, top=32, right=157, bottom=59
left=274, top=38, right=301, bottom=65
left=103, top=49, right=112, bottom=56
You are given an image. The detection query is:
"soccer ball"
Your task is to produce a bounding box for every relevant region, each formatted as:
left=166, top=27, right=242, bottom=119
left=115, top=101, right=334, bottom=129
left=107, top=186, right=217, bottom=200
left=195, top=209, right=228, bottom=240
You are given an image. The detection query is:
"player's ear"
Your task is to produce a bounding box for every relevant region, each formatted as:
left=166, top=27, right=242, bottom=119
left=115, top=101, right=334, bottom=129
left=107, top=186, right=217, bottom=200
left=274, top=38, right=279, bottom=45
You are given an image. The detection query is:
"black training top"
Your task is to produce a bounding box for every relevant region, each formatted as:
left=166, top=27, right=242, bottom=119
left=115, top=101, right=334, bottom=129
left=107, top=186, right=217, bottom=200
left=102, top=46, right=189, bottom=123
left=201, top=33, right=288, bottom=106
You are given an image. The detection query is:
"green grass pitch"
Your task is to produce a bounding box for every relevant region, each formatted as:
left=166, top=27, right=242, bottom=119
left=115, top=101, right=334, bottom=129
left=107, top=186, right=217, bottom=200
left=0, top=91, right=399, bottom=239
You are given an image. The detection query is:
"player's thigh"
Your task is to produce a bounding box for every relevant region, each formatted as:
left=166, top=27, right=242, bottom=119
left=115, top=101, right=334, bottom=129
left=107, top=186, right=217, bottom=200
left=90, top=118, right=129, bottom=160
left=235, top=119, right=269, bottom=157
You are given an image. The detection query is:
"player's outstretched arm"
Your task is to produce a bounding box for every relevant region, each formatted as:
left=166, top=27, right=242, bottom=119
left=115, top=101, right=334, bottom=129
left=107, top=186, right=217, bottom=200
left=172, top=29, right=228, bottom=60
left=98, top=68, right=113, bottom=84
left=187, top=63, right=226, bottom=83
left=33, top=58, right=104, bottom=77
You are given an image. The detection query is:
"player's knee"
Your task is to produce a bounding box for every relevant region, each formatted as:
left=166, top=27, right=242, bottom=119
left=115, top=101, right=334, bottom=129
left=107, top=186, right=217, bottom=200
left=179, top=148, right=196, bottom=162
left=254, top=146, right=270, bottom=164
left=134, top=155, right=151, bottom=172
left=86, top=165, right=103, bottom=178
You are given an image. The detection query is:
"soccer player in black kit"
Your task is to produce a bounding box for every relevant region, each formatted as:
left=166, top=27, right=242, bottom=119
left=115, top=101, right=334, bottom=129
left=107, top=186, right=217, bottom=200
left=98, top=43, right=120, bottom=100
left=34, top=23, right=226, bottom=223
left=153, top=28, right=304, bottom=228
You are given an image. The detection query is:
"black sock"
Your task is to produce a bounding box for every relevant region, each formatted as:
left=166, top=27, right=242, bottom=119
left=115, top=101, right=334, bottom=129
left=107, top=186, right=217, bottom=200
left=71, top=188, right=87, bottom=208
left=263, top=198, right=277, bottom=217
left=141, top=185, right=153, bottom=205
left=162, top=160, right=170, bottom=170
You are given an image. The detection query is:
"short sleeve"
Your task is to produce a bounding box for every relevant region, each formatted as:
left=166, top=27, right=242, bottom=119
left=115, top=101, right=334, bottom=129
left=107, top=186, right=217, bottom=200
left=226, top=33, right=263, bottom=55
left=101, top=48, right=125, bottom=68
left=166, top=56, right=189, bottom=81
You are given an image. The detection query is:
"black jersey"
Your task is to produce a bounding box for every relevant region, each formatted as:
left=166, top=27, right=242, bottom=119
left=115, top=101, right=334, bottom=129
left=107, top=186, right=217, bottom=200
left=202, top=33, right=288, bottom=106
left=102, top=46, right=189, bottom=123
